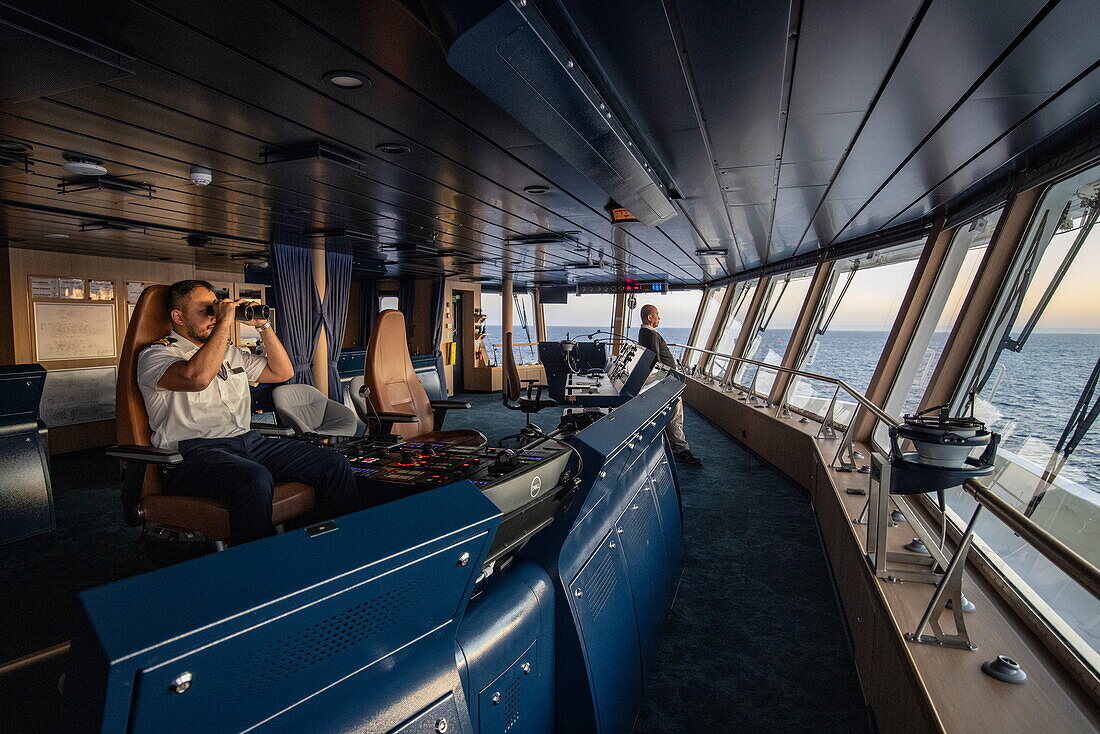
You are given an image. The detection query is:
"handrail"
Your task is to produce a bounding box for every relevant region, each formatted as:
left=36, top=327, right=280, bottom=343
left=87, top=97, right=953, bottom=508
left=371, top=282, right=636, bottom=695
left=963, top=479, right=1100, bottom=601
left=671, top=339, right=1100, bottom=667
left=669, top=343, right=899, bottom=428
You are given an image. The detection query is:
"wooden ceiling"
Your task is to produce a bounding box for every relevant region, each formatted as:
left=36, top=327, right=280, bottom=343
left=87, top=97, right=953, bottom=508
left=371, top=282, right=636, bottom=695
left=1, top=0, right=1097, bottom=286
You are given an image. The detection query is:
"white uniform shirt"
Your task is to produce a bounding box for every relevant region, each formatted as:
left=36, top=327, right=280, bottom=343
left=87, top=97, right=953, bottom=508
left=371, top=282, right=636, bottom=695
left=136, top=331, right=268, bottom=450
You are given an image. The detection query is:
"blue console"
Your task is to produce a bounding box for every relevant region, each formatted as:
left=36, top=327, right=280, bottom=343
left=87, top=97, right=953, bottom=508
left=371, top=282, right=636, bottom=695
left=65, top=374, right=685, bottom=733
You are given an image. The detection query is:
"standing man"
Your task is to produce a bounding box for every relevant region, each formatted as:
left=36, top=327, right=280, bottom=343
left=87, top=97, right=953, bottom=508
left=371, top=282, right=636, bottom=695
left=638, top=304, right=701, bottom=464
left=137, top=280, right=359, bottom=544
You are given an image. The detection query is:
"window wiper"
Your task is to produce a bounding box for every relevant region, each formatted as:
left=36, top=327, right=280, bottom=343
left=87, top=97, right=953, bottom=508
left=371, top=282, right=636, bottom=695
left=1026, top=354, right=1100, bottom=516
left=1004, top=203, right=1098, bottom=353
left=757, top=277, right=789, bottom=333
left=815, top=264, right=859, bottom=337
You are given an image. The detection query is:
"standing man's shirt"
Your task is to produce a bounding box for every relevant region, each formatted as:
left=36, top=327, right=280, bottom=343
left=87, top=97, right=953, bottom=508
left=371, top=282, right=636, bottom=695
left=136, top=331, right=268, bottom=450
left=638, top=324, right=676, bottom=368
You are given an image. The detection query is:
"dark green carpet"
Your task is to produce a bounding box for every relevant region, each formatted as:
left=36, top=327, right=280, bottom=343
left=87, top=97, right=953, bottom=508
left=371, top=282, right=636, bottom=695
left=448, top=393, right=871, bottom=733
left=0, top=394, right=869, bottom=733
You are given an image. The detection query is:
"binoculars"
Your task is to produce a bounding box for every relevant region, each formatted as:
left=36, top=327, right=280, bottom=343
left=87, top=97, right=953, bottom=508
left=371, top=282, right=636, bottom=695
left=204, top=301, right=270, bottom=322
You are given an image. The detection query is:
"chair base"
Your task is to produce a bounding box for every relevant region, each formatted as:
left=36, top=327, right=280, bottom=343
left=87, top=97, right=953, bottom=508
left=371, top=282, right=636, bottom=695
left=498, top=423, right=545, bottom=449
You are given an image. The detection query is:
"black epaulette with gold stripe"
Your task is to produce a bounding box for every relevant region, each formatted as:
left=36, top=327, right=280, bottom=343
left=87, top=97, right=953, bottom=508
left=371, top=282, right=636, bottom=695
left=149, top=337, right=177, bottom=346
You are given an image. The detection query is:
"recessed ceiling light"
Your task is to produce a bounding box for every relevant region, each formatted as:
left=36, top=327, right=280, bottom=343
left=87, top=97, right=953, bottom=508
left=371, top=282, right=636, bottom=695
left=62, top=153, right=107, bottom=176
left=288, top=207, right=310, bottom=216
left=524, top=185, right=551, bottom=195
left=695, top=248, right=728, bottom=257
left=44, top=233, right=70, bottom=239
left=323, top=70, right=370, bottom=89
left=375, top=143, right=410, bottom=155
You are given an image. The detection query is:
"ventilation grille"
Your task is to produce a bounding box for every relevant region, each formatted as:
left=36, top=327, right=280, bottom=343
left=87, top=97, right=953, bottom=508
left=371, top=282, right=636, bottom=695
left=237, top=582, right=418, bottom=694
left=651, top=460, right=674, bottom=501
left=623, top=493, right=655, bottom=537
left=586, top=550, right=620, bottom=621
left=502, top=676, right=522, bottom=732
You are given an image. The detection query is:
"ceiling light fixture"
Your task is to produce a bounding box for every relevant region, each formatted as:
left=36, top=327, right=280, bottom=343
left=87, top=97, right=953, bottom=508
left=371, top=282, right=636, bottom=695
left=323, top=70, right=370, bottom=89
left=44, top=233, right=70, bottom=239
left=695, top=248, right=728, bottom=257
left=62, top=153, right=107, bottom=176
left=523, top=184, right=551, bottom=195
left=0, top=140, right=31, bottom=153
left=375, top=143, right=410, bottom=155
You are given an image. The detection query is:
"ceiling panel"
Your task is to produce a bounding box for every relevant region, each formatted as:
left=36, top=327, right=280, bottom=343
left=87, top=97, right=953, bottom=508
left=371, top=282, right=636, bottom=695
left=0, top=0, right=1096, bottom=288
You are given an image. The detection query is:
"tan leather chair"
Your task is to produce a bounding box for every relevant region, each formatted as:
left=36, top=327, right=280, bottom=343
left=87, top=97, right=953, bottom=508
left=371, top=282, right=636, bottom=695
left=109, top=284, right=315, bottom=544
left=363, top=309, right=485, bottom=446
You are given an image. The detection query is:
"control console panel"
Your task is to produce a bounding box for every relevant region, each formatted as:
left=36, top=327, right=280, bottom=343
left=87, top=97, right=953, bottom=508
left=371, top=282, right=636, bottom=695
left=339, top=439, right=574, bottom=563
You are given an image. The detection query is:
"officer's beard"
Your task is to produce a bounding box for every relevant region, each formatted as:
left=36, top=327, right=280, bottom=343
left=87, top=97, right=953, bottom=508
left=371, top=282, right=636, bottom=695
left=185, top=322, right=214, bottom=343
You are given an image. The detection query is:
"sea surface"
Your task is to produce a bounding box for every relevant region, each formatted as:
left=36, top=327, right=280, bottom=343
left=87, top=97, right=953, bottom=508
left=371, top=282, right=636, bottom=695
left=486, top=326, right=1099, bottom=492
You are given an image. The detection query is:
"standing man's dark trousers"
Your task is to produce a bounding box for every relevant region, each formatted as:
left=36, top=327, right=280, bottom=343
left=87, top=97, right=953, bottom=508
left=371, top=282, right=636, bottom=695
left=166, top=431, right=358, bottom=543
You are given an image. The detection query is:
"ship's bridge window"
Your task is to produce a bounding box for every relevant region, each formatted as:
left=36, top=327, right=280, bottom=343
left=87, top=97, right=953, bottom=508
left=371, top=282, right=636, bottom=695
left=686, top=285, right=727, bottom=367
left=891, top=209, right=1002, bottom=420
left=948, top=163, right=1100, bottom=669
left=481, top=291, right=539, bottom=365
left=786, top=242, right=923, bottom=426
left=705, top=280, right=757, bottom=378
left=541, top=292, right=616, bottom=354
left=735, top=268, right=815, bottom=396
left=629, top=288, right=702, bottom=362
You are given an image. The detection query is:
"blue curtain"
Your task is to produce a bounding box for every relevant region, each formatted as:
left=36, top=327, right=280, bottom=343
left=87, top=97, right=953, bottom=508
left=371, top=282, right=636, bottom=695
left=358, top=278, right=380, bottom=347
left=398, top=278, right=417, bottom=344
left=270, top=238, right=321, bottom=387
left=323, top=247, right=353, bottom=401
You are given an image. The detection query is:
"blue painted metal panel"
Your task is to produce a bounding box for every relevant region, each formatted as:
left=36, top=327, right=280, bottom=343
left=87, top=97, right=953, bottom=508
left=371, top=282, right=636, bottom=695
left=66, top=482, right=500, bottom=733
left=648, top=455, right=683, bottom=598
left=615, top=485, right=671, bottom=675
left=456, top=561, right=554, bottom=734
left=568, top=530, right=641, bottom=734
left=391, top=694, right=470, bottom=734
left=518, top=373, right=685, bottom=734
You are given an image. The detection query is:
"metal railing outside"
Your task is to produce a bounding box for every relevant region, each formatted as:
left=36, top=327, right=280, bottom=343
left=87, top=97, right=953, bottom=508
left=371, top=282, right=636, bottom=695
left=670, top=343, right=898, bottom=472
left=671, top=340, right=1100, bottom=686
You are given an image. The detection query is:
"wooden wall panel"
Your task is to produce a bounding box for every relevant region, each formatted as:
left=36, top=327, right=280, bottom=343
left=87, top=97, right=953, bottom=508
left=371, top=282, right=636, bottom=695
left=7, top=248, right=247, bottom=454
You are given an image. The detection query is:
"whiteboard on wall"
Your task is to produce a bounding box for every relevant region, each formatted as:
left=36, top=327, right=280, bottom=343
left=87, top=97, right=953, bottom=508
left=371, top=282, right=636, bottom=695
left=40, top=366, right=117, bottom=427
left=34, top=302, right=117, bottom=361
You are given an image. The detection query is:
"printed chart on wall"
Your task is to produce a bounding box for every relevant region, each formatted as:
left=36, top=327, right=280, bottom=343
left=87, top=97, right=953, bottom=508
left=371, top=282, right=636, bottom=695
left=40, top=366, right=117, bottom=427
left=33, top=302, right=117, bottom=361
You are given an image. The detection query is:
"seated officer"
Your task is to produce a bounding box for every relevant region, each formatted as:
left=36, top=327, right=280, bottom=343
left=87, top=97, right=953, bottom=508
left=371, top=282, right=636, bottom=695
left=137, top=279, right=358, bottom=544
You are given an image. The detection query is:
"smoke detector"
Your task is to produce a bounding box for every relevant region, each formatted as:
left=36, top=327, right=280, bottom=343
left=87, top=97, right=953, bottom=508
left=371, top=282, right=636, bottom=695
left=189, top=166, right=212, bottom=186
left=62, top=154, right=107, bottom=176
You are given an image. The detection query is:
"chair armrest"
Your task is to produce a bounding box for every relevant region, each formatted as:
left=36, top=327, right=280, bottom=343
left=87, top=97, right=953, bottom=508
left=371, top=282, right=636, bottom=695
left=106, top=445, right=183, bottom=465
left=372, top=412, right=420, bottom=423
left=251, top=423, right=296, bottom=437
left=429, top=400, right=472, bottom=410
left=429, top=400, right=470, bottom=430
left=364, top=411, right=418, bottom=437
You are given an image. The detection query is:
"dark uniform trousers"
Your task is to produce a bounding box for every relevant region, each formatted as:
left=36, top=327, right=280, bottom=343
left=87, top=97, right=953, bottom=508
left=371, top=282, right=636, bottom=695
left=166, top=431, right=358, bottom=543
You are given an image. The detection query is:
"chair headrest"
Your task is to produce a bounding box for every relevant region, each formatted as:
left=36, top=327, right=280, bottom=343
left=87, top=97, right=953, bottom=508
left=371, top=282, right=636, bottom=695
left=130, top=284, right=173, bottom=346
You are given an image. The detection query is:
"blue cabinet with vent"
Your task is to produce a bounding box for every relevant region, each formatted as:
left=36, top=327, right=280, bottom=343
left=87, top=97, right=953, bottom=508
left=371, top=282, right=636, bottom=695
left=616, top=485, right=672, bottom=674
left=568, top=531, right=641, bottom=734
left=648, top=457, right=683, bottom=598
